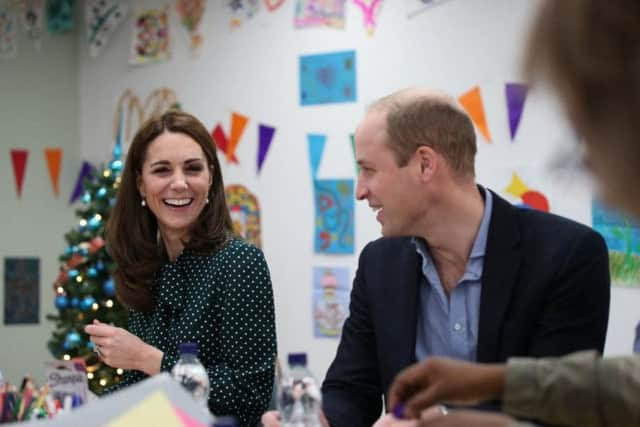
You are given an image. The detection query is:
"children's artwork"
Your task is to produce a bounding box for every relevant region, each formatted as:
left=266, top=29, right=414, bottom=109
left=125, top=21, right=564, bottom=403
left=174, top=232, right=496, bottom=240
left=505, top=83, right=529, bottom=140
left=353, top=0, right=383, bottom=35
left=225, top=184, right=262, bottom=248
left=406, top=0, right=453, bottom=19
left=227, top=0, right=259, bottom=27
left=4, top=257, right=40, bottom=325
left=86, top=0, right=128, bottom=58
left=313, top=266, right=350, bottom=338
left=47, top=0, right=74, bottom=33
left=22, top=0, right=45, bottom=49
left=592, top=200, right=640, bottom=287
left=0, top=5, right=17, bottom=59
left=503, top=172, right=550, bottom=212
left=300, top=50, right=356, bottom=106
left=10, top=149, right=28, bottom=198
left=44, top=148, right=63, bottom=197
left=176, top=0, right=205, bottom=51
left=294, top=0, right=346, bottom=28
left=129, top=5, right=170, bottom=65
left=264, top=0, right=285, bottom=11
left=314, top=179, right=355, bottom=253
left=257, top=124, right=276, bottom=174
left=459, top=86, right=492, bottom=143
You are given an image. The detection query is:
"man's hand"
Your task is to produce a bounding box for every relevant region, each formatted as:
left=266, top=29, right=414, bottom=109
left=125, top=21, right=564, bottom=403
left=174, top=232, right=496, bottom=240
left=387, top=357, right=507, bottom=418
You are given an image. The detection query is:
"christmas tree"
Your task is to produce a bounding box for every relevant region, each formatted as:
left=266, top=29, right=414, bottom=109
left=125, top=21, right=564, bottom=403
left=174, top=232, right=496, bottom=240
left=47, top=144, right=126, bottom=394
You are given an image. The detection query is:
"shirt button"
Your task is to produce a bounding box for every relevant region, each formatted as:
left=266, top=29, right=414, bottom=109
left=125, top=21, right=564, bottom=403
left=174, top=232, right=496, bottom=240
left=454, top=322, right=462, bottom=331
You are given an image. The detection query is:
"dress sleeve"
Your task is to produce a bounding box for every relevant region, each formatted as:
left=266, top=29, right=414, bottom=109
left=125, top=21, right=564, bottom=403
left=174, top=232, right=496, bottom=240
left=503, top=351, right=640, bottom=427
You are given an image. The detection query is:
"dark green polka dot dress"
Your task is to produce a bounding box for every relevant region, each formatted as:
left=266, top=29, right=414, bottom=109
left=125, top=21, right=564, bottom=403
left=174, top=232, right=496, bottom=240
left=111, top=239, right=276, bottom=427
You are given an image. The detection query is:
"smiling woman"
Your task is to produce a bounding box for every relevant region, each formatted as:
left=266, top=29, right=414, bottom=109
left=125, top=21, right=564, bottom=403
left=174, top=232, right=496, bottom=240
left=84, top=110, right=277, bottom=427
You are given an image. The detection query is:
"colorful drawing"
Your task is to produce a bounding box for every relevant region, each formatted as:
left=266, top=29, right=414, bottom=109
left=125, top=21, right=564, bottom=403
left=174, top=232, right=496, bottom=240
left=22, top=0, right=45, bottom=49
left=129, top=6, right=170, bottom=65
left=313, top=266, right=351, bottom=338
left=314, top=179, right=354, bottom=253
left=228, top=0, right=259, bottom=27
left=47, top=0, right=74, bottom=33
left=504, top=172, right=550, bottom=212
left=300, top=50, right=356, bottom=106
left=592, top=200, right=640, bottom=287
left=226, top=184, right=262, bottom=248
left=505, top=83, right=529, bottom=140
left=406, top=0, right=454, bottom=19
left=459, top=86, right=492, bottom=143
left=4, top=257, right=40, bottom=325
left=353, top=0, right=383, bottom=35
left=294, top=0, right=346, bottom=28
left=0, top=5, right=17, bottom=59
left=86, top=0, right=128, bottom=58
left=176, top=0, right=205, bottom=51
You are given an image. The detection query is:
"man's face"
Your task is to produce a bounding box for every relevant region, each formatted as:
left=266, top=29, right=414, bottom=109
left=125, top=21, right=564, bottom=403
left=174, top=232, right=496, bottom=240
left=354, top=112, right=424, bottom=237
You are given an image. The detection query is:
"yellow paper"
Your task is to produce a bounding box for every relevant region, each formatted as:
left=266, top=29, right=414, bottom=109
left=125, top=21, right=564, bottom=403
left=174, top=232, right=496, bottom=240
left=504, top=172, right=528, bottom=198
left=106, top=391, right=183, bottom=427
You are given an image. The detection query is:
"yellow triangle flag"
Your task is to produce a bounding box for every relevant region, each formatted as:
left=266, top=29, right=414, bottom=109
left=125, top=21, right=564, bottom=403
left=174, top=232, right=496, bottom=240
left=227, top=112, right=249, bottom=162
left=459, top=86, right=492, bottom=143
left=44, top=148, right=63, bottom=197
left=505, top=172, right=529, bottom=198
left=106, top=391, right=183, bottom=427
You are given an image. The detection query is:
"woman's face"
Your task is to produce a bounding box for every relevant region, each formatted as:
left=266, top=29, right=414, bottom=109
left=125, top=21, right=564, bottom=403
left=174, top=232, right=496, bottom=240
left=137, top=131, right=212, bottom=242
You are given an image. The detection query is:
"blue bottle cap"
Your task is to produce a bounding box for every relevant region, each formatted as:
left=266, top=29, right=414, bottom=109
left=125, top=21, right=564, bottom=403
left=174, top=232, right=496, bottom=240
left=178, top=342, right=198, bottom=355
left=212, top=415, right=239, bottom=427
left=287, top=352, right=307, bottom=366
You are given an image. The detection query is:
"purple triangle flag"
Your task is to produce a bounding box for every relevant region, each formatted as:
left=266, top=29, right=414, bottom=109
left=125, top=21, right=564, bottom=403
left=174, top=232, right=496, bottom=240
left=257, top=124, right=276, bottom=173
left=69, top=161, right=95, bottom=204
left=506, top=83, right=528, bottom=140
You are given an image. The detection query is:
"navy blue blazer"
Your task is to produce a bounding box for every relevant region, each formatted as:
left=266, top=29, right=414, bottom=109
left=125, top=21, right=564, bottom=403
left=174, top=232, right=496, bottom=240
left=321, top=190, right=610, bottom=427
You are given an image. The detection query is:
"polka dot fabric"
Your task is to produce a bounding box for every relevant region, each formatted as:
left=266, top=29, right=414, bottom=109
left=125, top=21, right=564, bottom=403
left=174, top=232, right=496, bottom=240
left=108, top=239, right=277, bottom=427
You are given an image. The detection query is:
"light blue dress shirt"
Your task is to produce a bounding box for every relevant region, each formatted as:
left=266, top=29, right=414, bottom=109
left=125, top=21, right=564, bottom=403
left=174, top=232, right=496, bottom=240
left=414, top=188, right=493, bottom=362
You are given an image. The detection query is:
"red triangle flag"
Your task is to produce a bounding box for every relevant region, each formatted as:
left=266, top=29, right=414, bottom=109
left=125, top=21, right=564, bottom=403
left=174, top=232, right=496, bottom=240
left=11, top=149, right=29, bottom=198
left=211, top=123, right=239, bottom=163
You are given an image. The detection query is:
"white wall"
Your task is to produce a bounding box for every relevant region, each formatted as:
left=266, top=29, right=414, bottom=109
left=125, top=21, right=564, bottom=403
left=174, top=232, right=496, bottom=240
left=0, top=20, right=80, bottom=384
left=76, top=0, right=639, bottom=381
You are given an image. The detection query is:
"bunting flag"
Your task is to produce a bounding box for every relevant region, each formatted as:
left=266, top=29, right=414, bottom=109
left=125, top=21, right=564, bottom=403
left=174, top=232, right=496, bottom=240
left=264, top=0, right=285, bottom=11
left=175, top=0, right=206, bottom=52
left=69, top=161, right=95, bottom=204
left=0, top=5, right=17, bottom=59
left=307, top=134, right=327, bottom=180
left=86, top=0, right=128, bottom=58
left=45, top=148, right=63, bottom=197
left=459, top=86, right=492, bottom=143
left=353, top=0, right=383, bottom=35
left=10, top=149, right=28, bottom=198
left=47, top=0, right=74, bottom=33
left=505, top=83, right=529, bottom=140
left=22, top=0, right=45, bottom=50
left=227, top=112, right=249, bottom=163
left=211, top=123, right=239, bottom=163
left=257, top=124, right=275, bottom=174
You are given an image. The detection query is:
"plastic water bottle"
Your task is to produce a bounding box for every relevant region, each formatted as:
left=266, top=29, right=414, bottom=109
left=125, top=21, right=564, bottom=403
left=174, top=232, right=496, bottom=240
left=211, top=415, right=239, bottom=427
left=277, top=353, right=322, bottom=427
left=171, top=342, right=210, bottom=406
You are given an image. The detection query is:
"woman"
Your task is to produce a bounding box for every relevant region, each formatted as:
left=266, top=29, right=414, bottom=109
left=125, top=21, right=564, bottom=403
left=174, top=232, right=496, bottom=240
left=85, top=110, right=277, bottom=427
left=385, top=1, right=640, bottom=426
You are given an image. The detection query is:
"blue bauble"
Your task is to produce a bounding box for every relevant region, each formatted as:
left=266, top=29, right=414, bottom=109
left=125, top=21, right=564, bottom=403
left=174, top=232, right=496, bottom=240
left=68, top=269, right=79, bottom=278
left=63, top=331, right=82, bottom=350
left=103, top=278, right=116, bottom=296
left=71, top=297, right=80, bottom=308
left=82, top=192, right=91, bottom=204
left=110, top=159, right=123, bottom=173
left=112, top=143, right=122, bottom=160
left=64, top=246, right=73, bottom=256
left=96, top=187, right=107, bottom=198
left=88, top=216, right=102, bottom=230
left=80, top=296, right=96, bottom=311
left=87, top=267, right=98, bottom=278
left=96, top=260, right=105, bottom=271
left=80, top=247, right=89, bottom=257
left=55, top=295, right=69, bottom=310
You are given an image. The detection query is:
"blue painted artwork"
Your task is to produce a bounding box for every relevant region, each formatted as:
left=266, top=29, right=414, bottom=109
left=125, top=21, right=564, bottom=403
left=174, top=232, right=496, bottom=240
left=592, top=200, right=640, bottom=287
left=314, top=179, right=354, bottom=254
left=300, top=50, right=356, bottom=106
left=313, top=266, right=351, bottom=338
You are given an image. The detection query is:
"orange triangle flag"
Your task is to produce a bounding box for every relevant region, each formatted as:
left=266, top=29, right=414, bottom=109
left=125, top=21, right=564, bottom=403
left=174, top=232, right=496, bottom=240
left=227, top=112, right=249, bottom=162
left=459, top=86, right=492, bottom=143
left=45, top=148, right=63, bottom=197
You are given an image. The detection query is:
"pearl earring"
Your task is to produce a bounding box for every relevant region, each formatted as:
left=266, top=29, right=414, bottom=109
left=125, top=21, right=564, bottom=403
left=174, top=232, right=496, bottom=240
left=206, top=197, right=209, bottom=204
left=141, top=194, right=146, bottom=207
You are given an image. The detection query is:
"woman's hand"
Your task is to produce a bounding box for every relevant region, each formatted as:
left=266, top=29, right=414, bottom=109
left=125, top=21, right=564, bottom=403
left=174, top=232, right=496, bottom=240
left=84, top=319, right=163, bottom=375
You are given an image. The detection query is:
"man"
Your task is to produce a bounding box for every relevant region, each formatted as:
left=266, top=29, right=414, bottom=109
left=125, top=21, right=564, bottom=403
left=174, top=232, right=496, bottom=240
left=263, top=88, right=610, bottom=427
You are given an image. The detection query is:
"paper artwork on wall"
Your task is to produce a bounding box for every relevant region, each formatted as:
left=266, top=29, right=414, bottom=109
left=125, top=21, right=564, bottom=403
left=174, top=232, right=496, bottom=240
left=4, top=257, right=40, bottom=325
left=86, top=0, right=128, bottom=58
left=353, top=0, right=383, bottom=35
left=47, top=0, right=74, bottom=33
left=300, top=50, right=356, bottom=106
left=129, top=5, right=170, bottom=65
left=10, top=149, right=28, bottom=198
left=505, top=83, right=529, bottom=141
left=70, top=161, right=96, bottom=204
left=294, top=0, right=346, bottom=29
left=264, top=0, right=285, bottom=11
left=227, top=0, right=259, bottom=28
left=406, top=0, right=453, bottom=19
left=176, top=0, right=206, bottom=51
left=0, top=5, right=17, bottom=59
left=459, top=86, right=492, bottom=143
left=225, top=184, right=262, bottom=248
left=504, top=172, right=550, bottom=212
left=45, top=148, right=63, bottom=197
left=212, top=112, right=248, bottom=164
left=257, top=124, right=276, bottom=174
left=22, top=0, right=45, bottom=49
left=592, top=200, right=640, bottom=288
left=313, top=266, right=350, bottom=338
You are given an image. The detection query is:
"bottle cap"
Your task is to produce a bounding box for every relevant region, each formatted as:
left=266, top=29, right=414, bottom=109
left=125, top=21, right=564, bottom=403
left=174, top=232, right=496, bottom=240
left=287, top=352, right=307, bottom=366
left=212, top=415, right=239, bottom=427
left=178, top=342, right=198, bottom=355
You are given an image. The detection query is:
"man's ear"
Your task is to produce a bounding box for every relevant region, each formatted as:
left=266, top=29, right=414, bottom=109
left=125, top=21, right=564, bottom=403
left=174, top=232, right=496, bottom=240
left=415, top=145, right=438, bottom=181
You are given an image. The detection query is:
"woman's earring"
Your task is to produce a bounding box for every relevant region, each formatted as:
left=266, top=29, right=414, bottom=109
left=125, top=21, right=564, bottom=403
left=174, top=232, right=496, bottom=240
left=141, top=194, right=146, bottom=207
left=206, top=197, right=210, bottom=204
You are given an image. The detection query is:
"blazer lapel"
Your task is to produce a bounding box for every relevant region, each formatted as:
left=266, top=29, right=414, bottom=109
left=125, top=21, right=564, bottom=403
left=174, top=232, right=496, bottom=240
left=476, top=191, right=522, bottom=362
